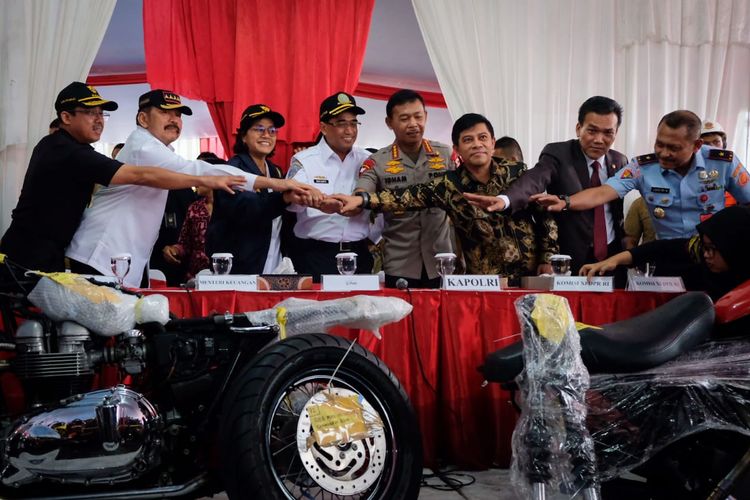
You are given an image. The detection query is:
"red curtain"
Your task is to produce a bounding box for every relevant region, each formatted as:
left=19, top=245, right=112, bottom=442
left=143, top=0, right=375, bottom=168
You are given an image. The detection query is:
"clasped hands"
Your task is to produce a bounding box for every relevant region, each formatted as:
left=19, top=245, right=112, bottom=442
left=281, top=187, right=366, bottom=216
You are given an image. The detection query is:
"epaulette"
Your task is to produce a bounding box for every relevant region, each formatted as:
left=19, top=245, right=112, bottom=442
left=636, top=154, right=658, bottom=166
left=708, top=149, right=734, bottom=162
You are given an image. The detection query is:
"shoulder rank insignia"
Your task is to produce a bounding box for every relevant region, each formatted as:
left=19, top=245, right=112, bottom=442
left=359, top=158, right=375, bottom=177
left=708, top=149, right=733, bottom=162
left=385, top=165, right=405, bottom=174
left=636, top=154, right=658, bottom=166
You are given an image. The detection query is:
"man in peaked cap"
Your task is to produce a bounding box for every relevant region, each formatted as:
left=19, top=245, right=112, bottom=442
left=700, top=120, right=727, bottom=149
left=285, top=91, right=377, bottom=281
left=0, top=82, right=245, bottom=272
left=66, top=89, right=321, bottom=287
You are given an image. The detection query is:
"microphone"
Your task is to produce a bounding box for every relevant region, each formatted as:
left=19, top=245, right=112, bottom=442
left=395, top=278, right=409, bottom=290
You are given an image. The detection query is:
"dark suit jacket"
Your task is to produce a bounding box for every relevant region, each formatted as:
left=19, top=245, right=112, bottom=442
left=206, top=154, right=287, bottom=274
left=503, top=139, right=628, bottom=273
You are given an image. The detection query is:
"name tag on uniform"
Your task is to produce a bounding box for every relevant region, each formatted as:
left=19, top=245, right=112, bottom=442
left=442, top=275, right=503, bottom=291
left=321, top=274, right=379, bottom=291
left=313, top=176, right=329, bottom=184
left=627, top=276, right=685, bottom=292
left=196, top=274, right=258, bottom=291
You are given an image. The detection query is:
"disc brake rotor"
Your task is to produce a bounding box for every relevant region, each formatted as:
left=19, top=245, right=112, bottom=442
left=296, top=387, right=387, bottom=495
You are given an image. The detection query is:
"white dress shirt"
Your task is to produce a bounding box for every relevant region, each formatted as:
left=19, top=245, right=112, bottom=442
left=287, top=138, right=371, bottom=242
left=66, top=126, right=258, bottom=287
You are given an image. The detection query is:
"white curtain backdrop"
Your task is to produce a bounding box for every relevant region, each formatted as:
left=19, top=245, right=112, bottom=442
left=412, top=0, right=750, bottom=165
left=0, top=0, right=116, bottom=233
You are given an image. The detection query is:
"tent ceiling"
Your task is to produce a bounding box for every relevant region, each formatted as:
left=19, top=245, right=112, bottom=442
left=90, top=0, right=440, bottom=92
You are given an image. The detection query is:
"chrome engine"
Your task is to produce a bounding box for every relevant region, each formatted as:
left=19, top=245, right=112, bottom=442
left=1, top=385, right=162, bottom=487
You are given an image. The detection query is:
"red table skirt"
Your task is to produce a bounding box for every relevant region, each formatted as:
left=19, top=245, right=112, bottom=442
left=149, top=288, right=675, bottom=469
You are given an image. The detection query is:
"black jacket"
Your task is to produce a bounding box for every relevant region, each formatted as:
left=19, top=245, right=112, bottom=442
left=205, top=154, right=286, bottom=274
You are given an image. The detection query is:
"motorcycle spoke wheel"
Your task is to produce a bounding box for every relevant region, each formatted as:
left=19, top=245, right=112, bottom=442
left=219, top=333, right=422, bottom=500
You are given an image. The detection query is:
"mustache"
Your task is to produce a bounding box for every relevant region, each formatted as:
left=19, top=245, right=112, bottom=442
left=165, top=124, right=180, bottom=131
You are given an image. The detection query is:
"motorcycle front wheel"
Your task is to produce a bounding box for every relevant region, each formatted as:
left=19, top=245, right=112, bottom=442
left=219, top=333, right=422, bottom=500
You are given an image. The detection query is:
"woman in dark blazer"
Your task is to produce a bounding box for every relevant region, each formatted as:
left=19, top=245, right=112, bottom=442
left=205, top=104, right=289, bottom=274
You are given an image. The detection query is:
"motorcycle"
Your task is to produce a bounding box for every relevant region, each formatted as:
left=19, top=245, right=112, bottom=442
left=0, top=256, right=423, bottom=499
left=481, top=288, right=750, bottom=499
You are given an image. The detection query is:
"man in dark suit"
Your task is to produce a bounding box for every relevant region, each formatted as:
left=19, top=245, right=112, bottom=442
left=465, top=96, right=628, bottom=274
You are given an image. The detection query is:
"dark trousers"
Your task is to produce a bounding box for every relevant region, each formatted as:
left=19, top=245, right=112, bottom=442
left=291, top=237, right=374, bottom=283
left=385, top=265, right=441, bottom=289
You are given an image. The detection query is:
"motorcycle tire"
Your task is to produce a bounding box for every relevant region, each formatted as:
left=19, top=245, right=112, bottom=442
left=219, top=333, right=422, bottom=500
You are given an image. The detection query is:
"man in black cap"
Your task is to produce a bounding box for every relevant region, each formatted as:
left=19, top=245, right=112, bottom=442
left=0, top=82, right=245, bottom=273
left=66, top=89, right=321, bottom=287
left=285, top=91, right=377, bottom=281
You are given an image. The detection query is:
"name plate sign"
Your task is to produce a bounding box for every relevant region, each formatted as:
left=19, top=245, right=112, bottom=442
left=628, top=276, right=685, bottom=292
left=551, top=276, right=613, bottom=292
left=196, top=274, right=258, bottom=291
left=321, top=274, right=380, bottom=291
left=442, top=275, right=502, bottom=291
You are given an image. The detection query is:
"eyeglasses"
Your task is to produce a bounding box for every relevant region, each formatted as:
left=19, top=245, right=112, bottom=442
left=249, top=125, right=278, bottom=136
left=328, top=120, right=361, bottom=130
left=70, top=109, right=110, bottom=119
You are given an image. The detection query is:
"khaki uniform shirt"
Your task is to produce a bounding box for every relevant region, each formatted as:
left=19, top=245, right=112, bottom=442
left=356, top=140, right=453, bottom=279
left=368, top=160, right=559, bottom=285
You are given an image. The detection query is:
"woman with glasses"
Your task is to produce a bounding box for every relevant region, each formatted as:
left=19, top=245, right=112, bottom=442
left=205, top=104, right=290, bottom=274
left=580, top=205, right=750, bottom=301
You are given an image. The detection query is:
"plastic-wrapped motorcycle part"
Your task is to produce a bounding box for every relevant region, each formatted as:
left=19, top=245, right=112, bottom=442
left=588, top=339, right=750, bottom=481
left=243, top=295, right=413, bottom=339
left=510, top=294, right=600, bottom=499
left=28, top=274, right=169, bottom=336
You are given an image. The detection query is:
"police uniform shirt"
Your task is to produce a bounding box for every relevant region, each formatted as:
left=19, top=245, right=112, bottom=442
left=606, top=146, right=750, bottom=239
left=356, top=140, right=454, bottom=279
left=286, top=138, right=371, bottom=242
left=0, top=129, right=122, bottom=271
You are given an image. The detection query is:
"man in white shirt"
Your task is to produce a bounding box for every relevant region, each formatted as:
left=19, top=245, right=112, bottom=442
left=286, top=92, right=374, bottom=281
left=66, top=89, right=320, bottom=287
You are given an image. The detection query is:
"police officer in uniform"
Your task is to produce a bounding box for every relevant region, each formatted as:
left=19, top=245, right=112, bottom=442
left=286, top=92, right=374, bottom=281
left=532, top=110, right=750, bottom=240
left=356, top=89, right=453, bottom=288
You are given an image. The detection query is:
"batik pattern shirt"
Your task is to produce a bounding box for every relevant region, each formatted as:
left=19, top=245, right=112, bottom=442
left=369, top=160, right=558, bottom=284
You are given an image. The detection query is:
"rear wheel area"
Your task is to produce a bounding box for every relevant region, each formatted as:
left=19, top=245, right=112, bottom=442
left=219, top=333, right=422, bottom=499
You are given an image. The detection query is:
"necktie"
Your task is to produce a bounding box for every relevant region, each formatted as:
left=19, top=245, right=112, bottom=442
left=590, top=161, right=608, bottom=261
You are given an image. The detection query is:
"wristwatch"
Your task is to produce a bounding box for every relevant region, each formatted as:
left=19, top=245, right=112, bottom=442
left=558, top=194, right=571, bottom=211
left=355, top=191, right=371, bottom=209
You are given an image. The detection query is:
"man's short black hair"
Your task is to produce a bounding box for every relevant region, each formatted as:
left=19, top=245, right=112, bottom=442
left=451, top=113, right=494, bottom=146
left=49, top=118, right=61, bottom=130
left=659, top=110, right=702, bottom=140
left=386, top=89, right=425, bottom=118
left=494, top=136, right=524, bottom=162
left=197, top=151, right=224, bottom=164
left=577, top=96, right=623, bottom=128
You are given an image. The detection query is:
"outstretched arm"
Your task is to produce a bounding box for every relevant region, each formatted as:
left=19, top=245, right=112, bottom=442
left=531, top=185, right=619, bottom=212
left=111, top=165, right=245, bottom=194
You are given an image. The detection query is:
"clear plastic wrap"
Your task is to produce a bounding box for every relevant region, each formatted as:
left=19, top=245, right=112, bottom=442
left=243, top=295, right=413, bottom=339
left=588, top=339, right=750, bottom=481
left=510, top=294, right=600, bottom=499
left=28, top=274, right=169, bottom=336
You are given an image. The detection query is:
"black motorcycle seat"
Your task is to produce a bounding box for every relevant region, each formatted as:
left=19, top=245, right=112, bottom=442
left=480, top=291, right=715, bottom=383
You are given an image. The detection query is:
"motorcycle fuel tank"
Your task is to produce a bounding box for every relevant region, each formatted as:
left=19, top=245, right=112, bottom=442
left=1, top=386, right=161, bottom=487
